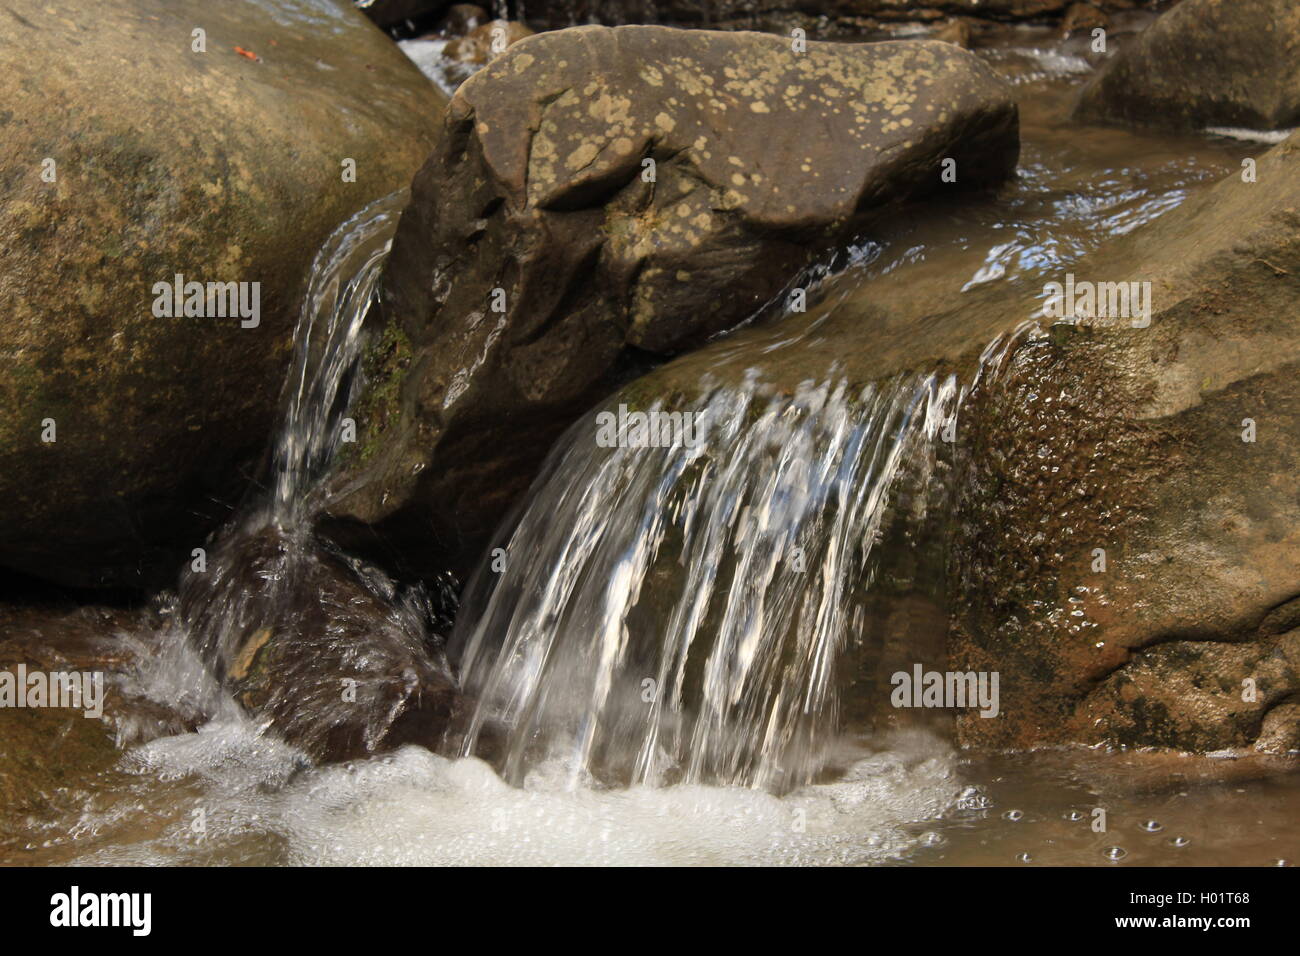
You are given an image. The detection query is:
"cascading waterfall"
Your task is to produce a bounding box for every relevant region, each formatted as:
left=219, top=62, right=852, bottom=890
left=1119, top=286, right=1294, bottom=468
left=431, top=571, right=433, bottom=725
left=453, top=370, right=965, bottom=791
left=137, top=190, right=455, bottom=748
left=270, top=190, right=406, bottom=524
left=143, top=178, right=1035, bottom=786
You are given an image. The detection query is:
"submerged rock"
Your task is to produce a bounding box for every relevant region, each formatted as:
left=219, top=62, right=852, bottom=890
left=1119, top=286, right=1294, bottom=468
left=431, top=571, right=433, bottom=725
left=323, top=24, right=1019, bottom=577
left=1075, top=0, right=1300, bottom=131
left=0, top=0, right=445, bottom=590
left=180, top=526, right=465, bottom=762
left=444, top=19, right=535, bottom=64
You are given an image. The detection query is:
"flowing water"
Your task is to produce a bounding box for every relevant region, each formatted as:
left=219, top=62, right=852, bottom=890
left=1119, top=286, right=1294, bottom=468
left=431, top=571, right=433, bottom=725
left=2, top=25, right=1297, bottom=866
left=455, top=373, right=963, bottom=792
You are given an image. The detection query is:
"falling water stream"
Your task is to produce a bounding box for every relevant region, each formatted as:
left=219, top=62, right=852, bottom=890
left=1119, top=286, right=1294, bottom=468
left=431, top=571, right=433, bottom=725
left=455, top=374, right=963, bottom=791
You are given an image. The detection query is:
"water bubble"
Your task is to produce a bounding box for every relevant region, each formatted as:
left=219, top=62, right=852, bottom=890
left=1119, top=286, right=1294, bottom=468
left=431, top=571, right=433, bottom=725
left=1167, top=836, right=1190, bottom=848
left=919, top=831, right=945, bottom=847
left=1002, top=809, right=1024, bottom=822
left=1273, top=859, right=1290, bottom=867
left=1063, top=809, right=1085, bottom=822
left=1139, top=820, right=1163, bottom=833
left=955, top=785, right=992, bottom=812
left=1102, top=846, right=1127, bottom=861
left=1016, top=851, right=1033, bottom=863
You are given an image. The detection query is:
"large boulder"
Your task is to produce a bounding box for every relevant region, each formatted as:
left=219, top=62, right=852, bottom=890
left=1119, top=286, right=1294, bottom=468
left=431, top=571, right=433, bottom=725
left=321, top=24, right=1019, bottom=577
left=951, top=136, right=1300, bottom=753
left=1075, top=0, right=1300, bottom=131
left=0, top=0, right=445, bottom=591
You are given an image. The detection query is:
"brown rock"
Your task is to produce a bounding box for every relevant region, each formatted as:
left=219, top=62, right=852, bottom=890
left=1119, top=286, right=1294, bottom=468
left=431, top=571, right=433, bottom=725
left=444, top=19, right=535, bottom=64
left=1061, top=1, right=1109, bottom=35
left=1075, top=0, right=1300, bottom=131
left=571, top=134, right=1300, bottom=755
left=931, top=17, right=972, bottom=47
left=440, top=3, right=489, bottom=35
left=0, top=0, right=445, bottom=591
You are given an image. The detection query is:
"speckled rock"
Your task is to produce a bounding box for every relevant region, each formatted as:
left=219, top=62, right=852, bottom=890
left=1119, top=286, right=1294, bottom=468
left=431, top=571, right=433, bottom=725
left=0, top=0, right=445, bottom=590
left=1074, top=0, right=1300, bottom=131
left=321, top=24, right=1019, bottom=577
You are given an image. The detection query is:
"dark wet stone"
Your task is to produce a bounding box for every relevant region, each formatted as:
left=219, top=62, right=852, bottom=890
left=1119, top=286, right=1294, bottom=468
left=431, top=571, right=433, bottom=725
left=180, top=525, right=467, bottom=763
left=1075, top=0, right=1300, bottom=131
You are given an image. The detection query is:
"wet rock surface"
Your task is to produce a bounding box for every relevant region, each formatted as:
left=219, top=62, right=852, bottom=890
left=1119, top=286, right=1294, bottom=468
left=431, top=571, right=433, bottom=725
left=948, top=136, right=1300, bottom=753
left=1075, top=0, right=1300, bottom=132
left=0, top=610, right=143, bottom=835
left=179, top=526, right=464, bottom=762
left=324, top=24, right=1019, bottom=578
left=0, top=0, right=445, bottom=591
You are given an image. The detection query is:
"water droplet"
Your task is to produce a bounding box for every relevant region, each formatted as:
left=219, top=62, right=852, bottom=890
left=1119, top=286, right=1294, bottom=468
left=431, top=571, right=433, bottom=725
left=1016, top=851, right=1033, bottom=863
left=1063, top=809, right=1085, bottom=822
left=1167, top=835, right=1190, bottom=848
left=1273, top=859, right=1290, bottom=867
left=1139, top=820, right=1163, bottom=833
left=919, top=831, right=944, bottom=847
left=1102, top=846, right=1127, bottom=861
left=1003, top=809, right=1024, bottom=822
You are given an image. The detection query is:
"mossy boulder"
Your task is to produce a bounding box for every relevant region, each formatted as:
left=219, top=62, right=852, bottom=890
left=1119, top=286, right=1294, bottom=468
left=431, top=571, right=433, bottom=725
left=0, top=0, right=446, bottom=590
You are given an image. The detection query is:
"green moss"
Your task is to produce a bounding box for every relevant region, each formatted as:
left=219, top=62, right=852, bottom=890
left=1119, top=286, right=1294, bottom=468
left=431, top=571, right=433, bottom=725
left=345, top=322, right=412, bottom=468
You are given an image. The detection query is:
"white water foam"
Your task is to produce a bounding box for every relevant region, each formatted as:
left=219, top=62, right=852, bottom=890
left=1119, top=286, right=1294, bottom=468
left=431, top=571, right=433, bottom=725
left=70, top=725, right=958, bottom=866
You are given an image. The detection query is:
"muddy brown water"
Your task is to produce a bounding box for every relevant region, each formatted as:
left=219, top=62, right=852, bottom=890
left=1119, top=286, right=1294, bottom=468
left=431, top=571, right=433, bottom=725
left=0, top=26, right=1295, bottom=866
